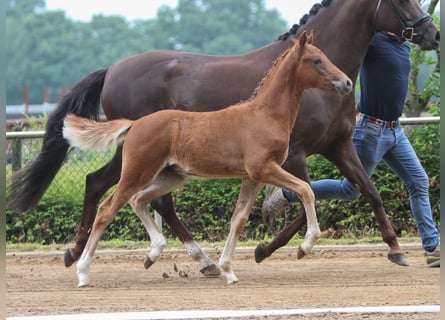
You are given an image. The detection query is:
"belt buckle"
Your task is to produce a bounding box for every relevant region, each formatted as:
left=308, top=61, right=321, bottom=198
left=390, top=120, right=398, bottom=129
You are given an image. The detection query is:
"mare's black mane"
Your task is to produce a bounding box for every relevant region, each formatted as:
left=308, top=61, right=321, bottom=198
left=278, top=0, right=332, bottom=40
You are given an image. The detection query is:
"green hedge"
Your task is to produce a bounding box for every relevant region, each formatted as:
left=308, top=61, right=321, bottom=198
left=6, top=123, right=439, bottom=244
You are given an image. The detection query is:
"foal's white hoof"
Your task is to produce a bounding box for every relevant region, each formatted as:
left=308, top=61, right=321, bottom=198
left=77, top=273, right=90, bottom=288
left=224, top=271, right=239, bottom=284
left=76, top=254, right=92, bottom=288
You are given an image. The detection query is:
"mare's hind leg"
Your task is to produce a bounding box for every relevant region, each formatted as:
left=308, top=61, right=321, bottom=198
left=219, top=178, right=264, bottom=283
left=65, top=147, right=122, bottom=267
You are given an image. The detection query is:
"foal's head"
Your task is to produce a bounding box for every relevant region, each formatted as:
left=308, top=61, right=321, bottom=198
left=293, top=31, right=352, bottom=96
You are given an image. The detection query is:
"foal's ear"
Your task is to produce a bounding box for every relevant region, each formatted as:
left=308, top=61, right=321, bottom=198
left=307, top=30, right=314, bottom=44
left=299, top=30, right=314, bottom=48
left=299, top=31, right=308, bottom=48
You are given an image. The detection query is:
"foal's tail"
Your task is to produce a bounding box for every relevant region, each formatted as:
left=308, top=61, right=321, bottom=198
left=7, top=69, right=108, bottom=213
left=63, top=114, right=133, bottom=150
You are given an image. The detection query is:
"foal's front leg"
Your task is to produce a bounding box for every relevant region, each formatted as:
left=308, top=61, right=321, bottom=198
left=219, top=178, right=264, bottom=284
left=259, top=162, right=321, bottom=258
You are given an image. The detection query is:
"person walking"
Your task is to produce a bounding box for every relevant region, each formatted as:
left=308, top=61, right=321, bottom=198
left=262, top=31, right=440, bottom=267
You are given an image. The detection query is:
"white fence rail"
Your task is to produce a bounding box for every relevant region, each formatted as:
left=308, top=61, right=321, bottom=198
left=5, top=116, right=439, bottom=232
left=5, top=117, right=440, bottom=139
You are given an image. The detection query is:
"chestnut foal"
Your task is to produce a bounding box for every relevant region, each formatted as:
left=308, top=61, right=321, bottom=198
left=63, top=31, right=351, bottom=287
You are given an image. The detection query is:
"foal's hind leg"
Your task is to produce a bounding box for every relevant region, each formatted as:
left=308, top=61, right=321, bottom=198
left=129, top=191, right=167, bottom=269
left=77, top=187, right=134, bottom=287
left=128, top=170, right=188, bottom=269
left=130, top=169, right=219, bottom=275
left=150, top=178, right=220, bottom=276
left=65, top=147, right=122, bottom=267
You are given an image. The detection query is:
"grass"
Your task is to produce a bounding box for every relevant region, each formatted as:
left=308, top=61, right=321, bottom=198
left=6, top=235, right=422, bottom=252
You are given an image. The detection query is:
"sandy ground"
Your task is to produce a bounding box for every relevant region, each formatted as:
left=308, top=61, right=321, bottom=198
left=6, top=244, right=440, bottom=319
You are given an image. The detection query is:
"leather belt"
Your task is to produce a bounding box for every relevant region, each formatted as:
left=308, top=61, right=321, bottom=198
left=356, top=112, right=399, bottom=129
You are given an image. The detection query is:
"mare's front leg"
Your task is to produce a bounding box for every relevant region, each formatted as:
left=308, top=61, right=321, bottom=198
left=219, top=179, right=264, bottom=284
left=65, top=147, right=122, bottom=267
left=257, top=141, right=406, bottom=266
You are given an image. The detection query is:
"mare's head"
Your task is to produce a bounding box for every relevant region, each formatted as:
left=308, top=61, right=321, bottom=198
left=375, top=0, right=439, bottom=50
left=293, top=31, right=352, bottom=96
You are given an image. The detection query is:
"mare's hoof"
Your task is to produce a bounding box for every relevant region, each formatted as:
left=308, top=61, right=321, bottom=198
left=64, top=248, right=76, bottom=268
left=254, top=242, right=270, bottom=263
left=200, top=264, right=221, bottom=277
left=388, top=252, right=409, bottom=266
left=144, top=256, right=155, bottom=269
left=297, top=246, right=306, bottom=259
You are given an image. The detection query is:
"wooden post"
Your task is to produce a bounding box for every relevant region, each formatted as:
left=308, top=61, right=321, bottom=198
left=43, top=85, right=49, bottom=103
left=12, top=127, right=22, bottom=172
left=23, top=85, right=29, bottom=116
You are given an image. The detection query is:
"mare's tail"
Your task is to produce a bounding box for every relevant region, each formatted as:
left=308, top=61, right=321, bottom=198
left=63, top=114, right=133, bottom=150
left=7, top=69, right=108, bottom=212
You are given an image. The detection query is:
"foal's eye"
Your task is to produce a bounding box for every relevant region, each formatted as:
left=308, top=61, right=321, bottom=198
left=312, top=57, right=322, bottom=65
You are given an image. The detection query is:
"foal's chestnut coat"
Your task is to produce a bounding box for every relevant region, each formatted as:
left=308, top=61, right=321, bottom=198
left=63, top=31, right=352, bottom=286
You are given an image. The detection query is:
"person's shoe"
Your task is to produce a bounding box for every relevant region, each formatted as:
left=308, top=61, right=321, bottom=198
left=262, top=186, right=291, bottom=226
left=425, top=245, right=440, bottom=268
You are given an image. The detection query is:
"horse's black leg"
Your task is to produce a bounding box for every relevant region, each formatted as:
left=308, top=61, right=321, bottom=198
left=256, top=141, right=407, bottom=266
left=255, top=213, right=306, bottom=263
left=320, top=143, right=406, bottom=265
left=64, top=147, right=122, bottom=267
left=149, top=193, right=194, bottom=243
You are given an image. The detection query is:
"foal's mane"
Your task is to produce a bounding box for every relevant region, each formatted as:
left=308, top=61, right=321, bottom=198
left=237, top=0, right=333, bottom=105
left=247, top=40, right=297, bottom=102
left=277, top=0, right=332, bottom=41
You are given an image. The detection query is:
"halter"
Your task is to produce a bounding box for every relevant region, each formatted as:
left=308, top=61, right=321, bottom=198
left=374, top=0, right=433, bottom=41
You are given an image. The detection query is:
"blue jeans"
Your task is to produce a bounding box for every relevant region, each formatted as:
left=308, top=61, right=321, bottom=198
left=283, top=117, right=439, bottom=252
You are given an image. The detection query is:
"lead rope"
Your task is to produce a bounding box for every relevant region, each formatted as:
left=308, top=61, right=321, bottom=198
left=373, top=0, right=382, bottom=33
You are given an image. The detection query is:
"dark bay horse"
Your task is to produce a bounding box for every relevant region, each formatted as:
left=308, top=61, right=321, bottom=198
left=7, top=0, right=439, bottom=272
left=63, top=32, right=352, bottom=286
